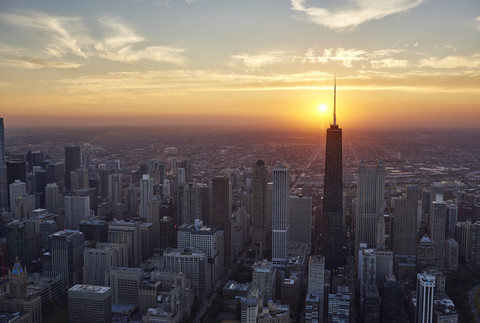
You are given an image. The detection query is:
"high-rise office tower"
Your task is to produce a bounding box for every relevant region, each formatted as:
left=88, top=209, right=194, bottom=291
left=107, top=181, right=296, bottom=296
left=177, top=220, right=223, bottom=286
left=180, top=160, right=193, bottom=182
left=181, top=183, right=201, bottom=225
left=45, top=183, right=60, bottom=214
left=382, top=274, right=405, bottom=323
left=322, top=77, right=345, bottom=269
left=356, top=161, right=385, bottom=249
left=289, top=195, right=312, bottom=245
left=107, top=267, right=142, bottom=306
left=252, top=160, right=268, bottom=258
left=77, top=167, right=89, bottom=190
left=79, top=219, right=109, bottom=242
left=0, top=118, right=7, bottom=211
left=6, top=160, right=27, bottom=185
left=83, top=242, right=128, bottom=286
left=446, top=204, right=458, bottom=234
left=6, top=220, right=27, bottom=266
left=108, top=173, right=123, bottom=204
left=392, top=185, right=419, bottom=255
left=272, top=164, right=290, bottom=268
left=430, top=195, right=447, bottom=269
left=140, top=174, right=153, bottom=219
left=416, top=272, right=435, bottom=323
left=9, top=180, right=26, bottom=217
left=252, top=259, right=276, bottom=305
left=307, top=255, right=325, bottom=320
left=163, top=248, right=211, bottom=298
left=68, top=285, right=112, bottom=323
left=65, top=195, right=90, bottom=230
left=34, top=169, right=47, bottom=207
left=211, top=176, right=232, bottom=266
left=108, top=220, right=141, bottom=267
left=49, top=230, right=85, bottom=288
left=6, top=160, right=27, bottom=208
left=65, top=146, right=81, bottom=191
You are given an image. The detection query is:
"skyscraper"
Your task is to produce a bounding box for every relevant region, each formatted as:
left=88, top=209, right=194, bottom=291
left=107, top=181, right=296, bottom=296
left=211, top=176, right=232, bottom=266
left=322, top=77, right=345, bottom=269
left=68, top=285, right=112, bottom=323
left=49, top=230, right=85, bottom=288
left=430, top=195, right=447, bottom=269
left=108, top=173, right=123, bottom=204
left=139, top=174, right=153, bottom=219
left=65, top=146, right=81, bottom=191
left=392, top=185, right=419, bottom=255
left=252, top=160, right=268, bottom=258
left=416, top=272, right=435, bottom=323
left=307, top=255, right=325, bottom=319
left=0, top=117, right=7, bottom=211
left=272, top=164, right=290, bottom=268
left=356, top=161, right=385, bottom=249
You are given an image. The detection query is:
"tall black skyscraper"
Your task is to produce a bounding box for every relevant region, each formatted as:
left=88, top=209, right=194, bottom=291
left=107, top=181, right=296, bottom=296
left=65, top=146, right=80, bottom=191
left=0, top=118, right=8, bottom=211
left=321, top=77, right=345, bottom=269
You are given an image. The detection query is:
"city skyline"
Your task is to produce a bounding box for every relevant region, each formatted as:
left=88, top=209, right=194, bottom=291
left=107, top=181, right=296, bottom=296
left=0, top=0, right=479, bottom=129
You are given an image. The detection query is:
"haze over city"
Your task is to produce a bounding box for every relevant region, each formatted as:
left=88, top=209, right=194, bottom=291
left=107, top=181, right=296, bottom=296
left=1, top=0, right=479, bottom=129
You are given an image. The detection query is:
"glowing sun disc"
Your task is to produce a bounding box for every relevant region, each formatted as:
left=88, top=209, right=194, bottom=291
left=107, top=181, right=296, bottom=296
left=318, top=104, right=327, bottom=112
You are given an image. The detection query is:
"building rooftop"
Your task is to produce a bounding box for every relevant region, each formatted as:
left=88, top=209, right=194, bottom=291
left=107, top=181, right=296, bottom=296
left=69, top=284, right=110, bottom=294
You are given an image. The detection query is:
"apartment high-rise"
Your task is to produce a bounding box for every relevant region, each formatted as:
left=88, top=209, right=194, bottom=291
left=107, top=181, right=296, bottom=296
left=322, top=77, right=345, bottom=269
left=65, top=146, right=81, bottom=191
left=0, top=118, right=7, bottom=211
left=356, top=161, right=385, bottom=249
left=252, top=160, right=269, bottom=258
left=211, top=176, right=232, bottom=266
left=272, top=164, right=290, bottom=268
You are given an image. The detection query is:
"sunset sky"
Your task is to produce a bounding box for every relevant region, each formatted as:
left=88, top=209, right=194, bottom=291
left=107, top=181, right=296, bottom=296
left=0, top=0, right=479, bottom=129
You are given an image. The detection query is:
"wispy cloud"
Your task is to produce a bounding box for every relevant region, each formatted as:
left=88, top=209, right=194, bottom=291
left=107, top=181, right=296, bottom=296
left=302, top=47, right=408, bottom=68
left=419, top=53, right=480, bottom=69
left=230, top=51, right=294, bottom=69
left=0, top=11, right=187, bottom=66
left=0, top=11, right=90, bottom=57
left=290, top=0, right=425, bottom=31
left=476, top=16, right=480, bottom=32
left=0, top=43, right=81, bottom=69
left=370, top=58, right=408, bottom=68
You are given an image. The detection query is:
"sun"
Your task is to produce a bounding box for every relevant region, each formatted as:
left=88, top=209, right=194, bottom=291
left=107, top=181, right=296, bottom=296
left=318, top=104, right=327, bottom=112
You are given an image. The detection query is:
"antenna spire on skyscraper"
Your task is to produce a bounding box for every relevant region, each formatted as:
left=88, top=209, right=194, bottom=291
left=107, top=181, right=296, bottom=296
left=333, top=74, right=337, bottom=126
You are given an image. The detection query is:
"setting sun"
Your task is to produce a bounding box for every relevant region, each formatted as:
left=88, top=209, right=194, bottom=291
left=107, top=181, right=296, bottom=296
left=318, top=104, right=327, bottom=113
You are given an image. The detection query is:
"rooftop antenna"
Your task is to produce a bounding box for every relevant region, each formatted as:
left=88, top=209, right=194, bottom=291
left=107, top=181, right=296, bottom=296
left=333, top=74, right=337, bottom=126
